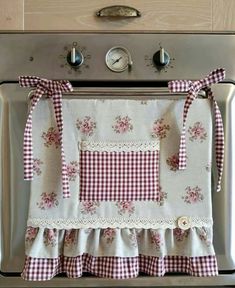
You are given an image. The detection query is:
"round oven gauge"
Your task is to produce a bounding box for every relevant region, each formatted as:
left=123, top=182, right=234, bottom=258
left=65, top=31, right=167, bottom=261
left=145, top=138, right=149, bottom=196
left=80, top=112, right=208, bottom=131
left=105, top=46, right=132, bottom=72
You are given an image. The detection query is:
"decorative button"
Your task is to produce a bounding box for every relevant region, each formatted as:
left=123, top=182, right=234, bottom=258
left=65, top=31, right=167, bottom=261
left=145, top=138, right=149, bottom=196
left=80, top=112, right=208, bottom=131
left=177, top=216, right=191, bottom=230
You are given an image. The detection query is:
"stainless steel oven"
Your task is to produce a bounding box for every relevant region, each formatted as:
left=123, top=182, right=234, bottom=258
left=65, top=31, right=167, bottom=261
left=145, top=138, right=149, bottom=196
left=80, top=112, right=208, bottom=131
left=0, top=33, right=235, bottom=287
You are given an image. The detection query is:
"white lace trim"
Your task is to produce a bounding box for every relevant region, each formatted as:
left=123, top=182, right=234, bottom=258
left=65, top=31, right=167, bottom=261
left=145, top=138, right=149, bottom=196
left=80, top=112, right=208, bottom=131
left=27, top=217, right=213, bottom=229
left=79, top=140, right=160, bottom=152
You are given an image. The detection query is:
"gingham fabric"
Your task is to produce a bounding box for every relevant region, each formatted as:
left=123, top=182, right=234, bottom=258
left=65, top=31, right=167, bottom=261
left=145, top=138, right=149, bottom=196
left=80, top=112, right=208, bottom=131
left=168, top=68, right=225, bottom=192
left=21, top=254, right=218, bottom=281
left=80, top=150, right=160, bottom=201
left=19, top=76, right=73, bottom=198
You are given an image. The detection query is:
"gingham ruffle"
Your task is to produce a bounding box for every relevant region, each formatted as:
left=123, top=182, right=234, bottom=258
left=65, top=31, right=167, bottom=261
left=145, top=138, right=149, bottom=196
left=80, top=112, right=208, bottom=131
left=21, top=254, right=218, bottom=281
left=19, top=76, right=73, bottom=198
left=168, top=68, right=225, bottom=192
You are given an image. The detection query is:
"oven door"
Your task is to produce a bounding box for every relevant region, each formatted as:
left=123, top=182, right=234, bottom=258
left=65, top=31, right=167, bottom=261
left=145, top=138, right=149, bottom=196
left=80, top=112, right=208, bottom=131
left=1, top=82, right=235, bottom=287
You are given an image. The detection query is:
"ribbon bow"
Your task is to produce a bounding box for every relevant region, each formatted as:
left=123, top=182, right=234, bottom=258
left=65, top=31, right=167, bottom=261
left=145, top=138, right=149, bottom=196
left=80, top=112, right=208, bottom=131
left=19, top=76, right=73, bottom=198
left=168, top=68, right=225, bottom=192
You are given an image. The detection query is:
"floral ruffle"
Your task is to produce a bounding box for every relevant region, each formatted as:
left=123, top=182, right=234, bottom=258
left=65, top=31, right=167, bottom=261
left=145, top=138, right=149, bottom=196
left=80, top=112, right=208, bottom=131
left=25, top=226, right=215, bottom=259
left=22, top=254, right=218, bottom=281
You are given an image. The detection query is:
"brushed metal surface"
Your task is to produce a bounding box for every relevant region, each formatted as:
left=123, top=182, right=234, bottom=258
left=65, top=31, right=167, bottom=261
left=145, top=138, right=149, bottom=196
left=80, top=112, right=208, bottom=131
left=1, top=274, right=235, bottom=287
left=0, top=33, right=235, bottom=286
left=0, top=84, right=29, bottom=273
left=211, top=84, right=235, bottom=270
left=0, top=33, right=234, bottom=81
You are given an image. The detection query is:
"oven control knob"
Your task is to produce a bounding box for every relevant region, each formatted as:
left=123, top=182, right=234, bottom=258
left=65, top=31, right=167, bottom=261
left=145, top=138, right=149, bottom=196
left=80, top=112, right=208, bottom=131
left=153, top=47, right=170, bottom=68
left=67, top=47, right=84, bottom=67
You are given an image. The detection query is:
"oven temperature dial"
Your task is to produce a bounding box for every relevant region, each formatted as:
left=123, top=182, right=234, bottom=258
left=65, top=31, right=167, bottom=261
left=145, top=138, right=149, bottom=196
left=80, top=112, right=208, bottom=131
left=59, top=42, right=91, bottom=74
left=145, top=46, right=174, bottom=73
left=67, top=46, right=84, bottom=67
left=153, top=47, right=170, bottom=68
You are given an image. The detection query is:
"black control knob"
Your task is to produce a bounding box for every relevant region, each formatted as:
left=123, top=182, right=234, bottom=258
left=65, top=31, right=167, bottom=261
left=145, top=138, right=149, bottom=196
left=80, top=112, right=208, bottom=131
left=67, top=47, right=84, bottom=67
left=153, top=47, right=170, bottom=68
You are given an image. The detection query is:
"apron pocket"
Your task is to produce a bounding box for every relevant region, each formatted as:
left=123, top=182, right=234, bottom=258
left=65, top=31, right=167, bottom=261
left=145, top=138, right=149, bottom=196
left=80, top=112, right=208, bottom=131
left=79, top=141, right=160, bottom=201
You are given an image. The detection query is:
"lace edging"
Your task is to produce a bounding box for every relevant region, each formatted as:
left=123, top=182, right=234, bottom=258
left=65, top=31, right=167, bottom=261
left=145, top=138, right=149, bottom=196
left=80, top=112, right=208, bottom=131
left=79, top=140, right=160, bottom=152
left=27, top=217, right=213, bottom=229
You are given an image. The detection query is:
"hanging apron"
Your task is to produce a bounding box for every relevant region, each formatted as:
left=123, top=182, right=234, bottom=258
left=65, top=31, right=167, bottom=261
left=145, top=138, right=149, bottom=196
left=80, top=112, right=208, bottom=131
left=19, top=68, right=225, bottom=281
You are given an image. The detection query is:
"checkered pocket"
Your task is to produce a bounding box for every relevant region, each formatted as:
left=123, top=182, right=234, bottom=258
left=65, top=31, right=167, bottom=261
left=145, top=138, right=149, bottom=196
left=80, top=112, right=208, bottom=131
left=79, top=141, right=160, bottom=201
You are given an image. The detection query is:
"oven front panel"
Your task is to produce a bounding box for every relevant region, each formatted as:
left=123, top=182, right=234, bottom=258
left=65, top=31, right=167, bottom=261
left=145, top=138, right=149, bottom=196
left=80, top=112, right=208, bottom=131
left=0, top=34, right=235, bottom=82
left=1, top=33, right=235, bottom=286
left=0, top=83, right=235, bottom=275
left=0, top=84, right=29, bottom=273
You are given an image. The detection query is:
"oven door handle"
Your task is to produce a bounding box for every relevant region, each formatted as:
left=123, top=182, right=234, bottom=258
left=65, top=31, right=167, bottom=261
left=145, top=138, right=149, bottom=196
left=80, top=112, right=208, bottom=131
left=27, top=87, right=206, bottom=100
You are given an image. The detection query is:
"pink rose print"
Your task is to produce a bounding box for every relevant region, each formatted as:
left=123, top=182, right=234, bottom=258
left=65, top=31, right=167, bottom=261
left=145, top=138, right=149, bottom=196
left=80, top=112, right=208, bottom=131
left=112, top=116, right=133, bottom=134
left=116, top=201, right=135, bottom=216
left=173, top=228, right=189, bottom=242
left=166, top=153, right=179, bottom=172
left=42, top=127, right=61, bottom=148
left=25, top=226, right=38, bottom=244
left=64, top=230, right=77, bottom=246
left=199, top=228, right=211, bottom=247
left=66, top=161, right=79, bottom=181
left=33, top=158, right=43, bottom=176
left=188, top=122, right=207, bottom=142
left=80, top=201, right=100, bottom=215
left=151, top=118, right=170, bottom=140
left=156, top=186, right=167, bottom=206
left=129, top=231, right=138, bottom=247
left=43, top=229, right=57, bottom=247
left=37, top=192, right=59, bottom=210
left=102, top=228, right=116, bottom=244
left=76, top=116, right=96, bottom=136
left=182, top=186, right=204, bottom=204
left=150, top=231, right=162, bottom=250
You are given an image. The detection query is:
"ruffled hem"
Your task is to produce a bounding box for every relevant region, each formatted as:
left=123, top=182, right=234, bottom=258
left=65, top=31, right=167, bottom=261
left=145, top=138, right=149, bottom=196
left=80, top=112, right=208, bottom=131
left=21, top=254, right=218, bottom=281
left=25, top=226, right=215, bottom=258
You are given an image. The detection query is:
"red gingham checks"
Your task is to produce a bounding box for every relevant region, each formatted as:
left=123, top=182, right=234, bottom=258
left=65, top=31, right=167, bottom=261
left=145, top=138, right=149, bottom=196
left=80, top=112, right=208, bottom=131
left=168, top=68, right=225, bottom=192
left=21, top=254, right=218, bottom=281
left=80, top=150, right=160, bottom=201
left=19, top=76, right=73, bottom=198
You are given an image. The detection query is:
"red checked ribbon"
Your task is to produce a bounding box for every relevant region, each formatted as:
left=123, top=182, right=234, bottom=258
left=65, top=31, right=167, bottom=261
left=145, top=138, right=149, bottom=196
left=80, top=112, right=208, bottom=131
left=19, top=76, right=73, bottom=198
left=168, top=68, right=225, bottom=192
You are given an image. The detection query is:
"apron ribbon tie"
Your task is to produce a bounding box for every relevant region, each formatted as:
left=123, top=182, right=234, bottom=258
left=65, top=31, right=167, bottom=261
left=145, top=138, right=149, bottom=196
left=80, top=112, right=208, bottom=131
left=19, top=76, right=73, bottom=198
left=168, top=68, right=225, bottom=192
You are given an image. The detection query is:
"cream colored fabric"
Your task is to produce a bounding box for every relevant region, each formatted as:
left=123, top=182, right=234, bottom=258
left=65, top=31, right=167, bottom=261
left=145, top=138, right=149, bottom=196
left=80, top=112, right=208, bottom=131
left=26, top=97, right=214, bottom=258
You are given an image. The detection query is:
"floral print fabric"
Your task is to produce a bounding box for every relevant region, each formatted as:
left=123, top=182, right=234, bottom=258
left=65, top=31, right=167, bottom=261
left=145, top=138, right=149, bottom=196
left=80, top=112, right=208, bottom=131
left=151, top=118, right=170, bottom=140
left=33, top=158, right=43, bottom=176
left=182, top=186, right=204, bottom=204
left=24, top=97, right=216, bottom=279
left=116, top=201, right=135, bottom=216
left=36, top=192, right=59, bottom=210
left=42, top=127, right=61, bottom=148
left=112, top=116, right=133, bottom=134
left=24, top=226, right=215, bottom=259
left=188, top=122, right=207, bottom=142
left=76, top=116, right=96, bottom=136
